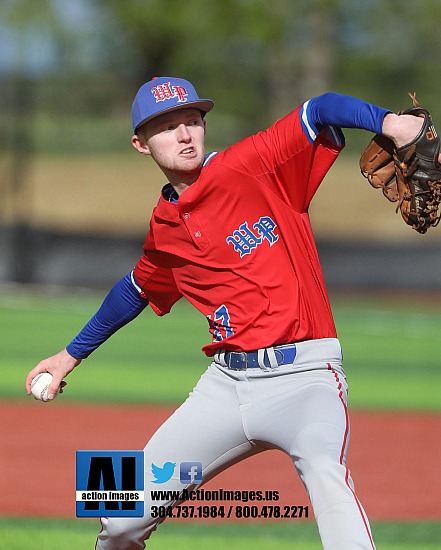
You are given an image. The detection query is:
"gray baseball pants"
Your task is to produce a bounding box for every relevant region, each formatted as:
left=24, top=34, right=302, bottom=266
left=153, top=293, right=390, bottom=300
left=95, top=338, right=375, bottom=549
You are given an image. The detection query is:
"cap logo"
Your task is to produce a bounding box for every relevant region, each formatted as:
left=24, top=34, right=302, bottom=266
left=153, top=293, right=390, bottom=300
left=151, top=82, right=188, bottom=104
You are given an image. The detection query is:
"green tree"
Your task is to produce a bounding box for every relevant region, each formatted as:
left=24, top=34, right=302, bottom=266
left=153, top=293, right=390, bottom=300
left=3, top=0, right=441, bottom=143
left=95, top=0, right=343, bottom=136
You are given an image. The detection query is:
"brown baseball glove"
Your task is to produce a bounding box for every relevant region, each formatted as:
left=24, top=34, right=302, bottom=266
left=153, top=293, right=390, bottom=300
left=360, top=93, right=441, bottom=234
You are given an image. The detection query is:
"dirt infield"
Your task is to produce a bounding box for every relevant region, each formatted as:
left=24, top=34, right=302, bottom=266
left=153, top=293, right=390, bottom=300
left=1, top=400, right=440, bottom=521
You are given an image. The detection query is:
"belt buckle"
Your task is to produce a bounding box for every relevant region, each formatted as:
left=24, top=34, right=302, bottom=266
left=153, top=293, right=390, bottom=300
left=228, top=351, right=247, bottom=370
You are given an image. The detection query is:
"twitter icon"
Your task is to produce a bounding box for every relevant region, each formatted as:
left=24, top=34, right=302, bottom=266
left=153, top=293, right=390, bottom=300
left=151, top=462, right=176, bottom=484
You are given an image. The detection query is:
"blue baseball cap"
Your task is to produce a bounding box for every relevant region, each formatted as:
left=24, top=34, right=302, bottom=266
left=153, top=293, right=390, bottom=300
left=132, top=76, right=214, bottom=132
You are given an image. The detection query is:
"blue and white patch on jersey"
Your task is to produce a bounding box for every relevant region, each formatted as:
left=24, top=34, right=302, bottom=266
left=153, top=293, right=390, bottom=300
left=300, top=99, right=345, bottom=146
left=212, top=304, right=234, bottom=341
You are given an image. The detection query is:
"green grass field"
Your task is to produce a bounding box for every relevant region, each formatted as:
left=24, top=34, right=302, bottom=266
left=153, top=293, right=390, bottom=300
left=1, top=286, right=440, bottom=409
left=1, top=286, right=440, bottom=548
left=1, top=518, right=441, bottom=550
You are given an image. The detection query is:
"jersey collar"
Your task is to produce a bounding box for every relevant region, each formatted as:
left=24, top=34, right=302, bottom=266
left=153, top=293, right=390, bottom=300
left=161, top=152, right=218, bottom=203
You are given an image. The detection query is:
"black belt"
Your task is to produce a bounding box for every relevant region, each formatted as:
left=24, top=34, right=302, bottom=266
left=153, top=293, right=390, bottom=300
left=214, top=344, right=297, bottom=371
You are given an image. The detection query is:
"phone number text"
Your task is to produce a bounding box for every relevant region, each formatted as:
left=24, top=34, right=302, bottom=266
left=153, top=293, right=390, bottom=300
left=150, top=505, right=309, bottom=519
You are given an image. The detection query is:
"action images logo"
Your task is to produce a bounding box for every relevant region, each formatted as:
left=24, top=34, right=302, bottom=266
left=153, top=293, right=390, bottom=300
left=76, top=450, right=144, bottom=518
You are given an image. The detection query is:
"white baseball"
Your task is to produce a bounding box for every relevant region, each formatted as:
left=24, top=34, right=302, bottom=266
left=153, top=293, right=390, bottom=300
left=31, top=372, right=58, bottom=402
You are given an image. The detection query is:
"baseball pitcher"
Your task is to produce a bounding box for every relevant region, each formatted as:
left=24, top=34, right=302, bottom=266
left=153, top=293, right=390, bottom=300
left=26, top=76, right=441, bottom=549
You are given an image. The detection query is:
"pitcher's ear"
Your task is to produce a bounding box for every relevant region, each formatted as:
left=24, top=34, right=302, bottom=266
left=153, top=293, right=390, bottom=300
left=131, top=134, right=151, bottom=156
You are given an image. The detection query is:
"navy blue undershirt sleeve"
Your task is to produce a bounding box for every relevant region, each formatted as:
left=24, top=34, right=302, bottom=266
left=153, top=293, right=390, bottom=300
left=301, top=92, right=391, bottom=143
left=66, top=272, right=148, bottom=359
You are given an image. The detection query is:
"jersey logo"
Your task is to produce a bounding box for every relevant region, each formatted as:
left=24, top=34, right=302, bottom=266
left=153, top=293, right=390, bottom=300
left=208, top=305, right=234, bottom=342
left=226, top=216, right=279, bottom=257
left=151, top=82, right=188, bottom=104
left=213, top=305, right=234, bottom=341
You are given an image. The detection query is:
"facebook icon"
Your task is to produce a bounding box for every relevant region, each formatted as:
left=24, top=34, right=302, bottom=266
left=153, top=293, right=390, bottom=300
left=179, top=462, right=202, bottom=485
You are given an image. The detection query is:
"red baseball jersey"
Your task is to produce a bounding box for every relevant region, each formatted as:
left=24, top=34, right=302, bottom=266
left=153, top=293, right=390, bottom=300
left=133, top=106, right=344, bottom=355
